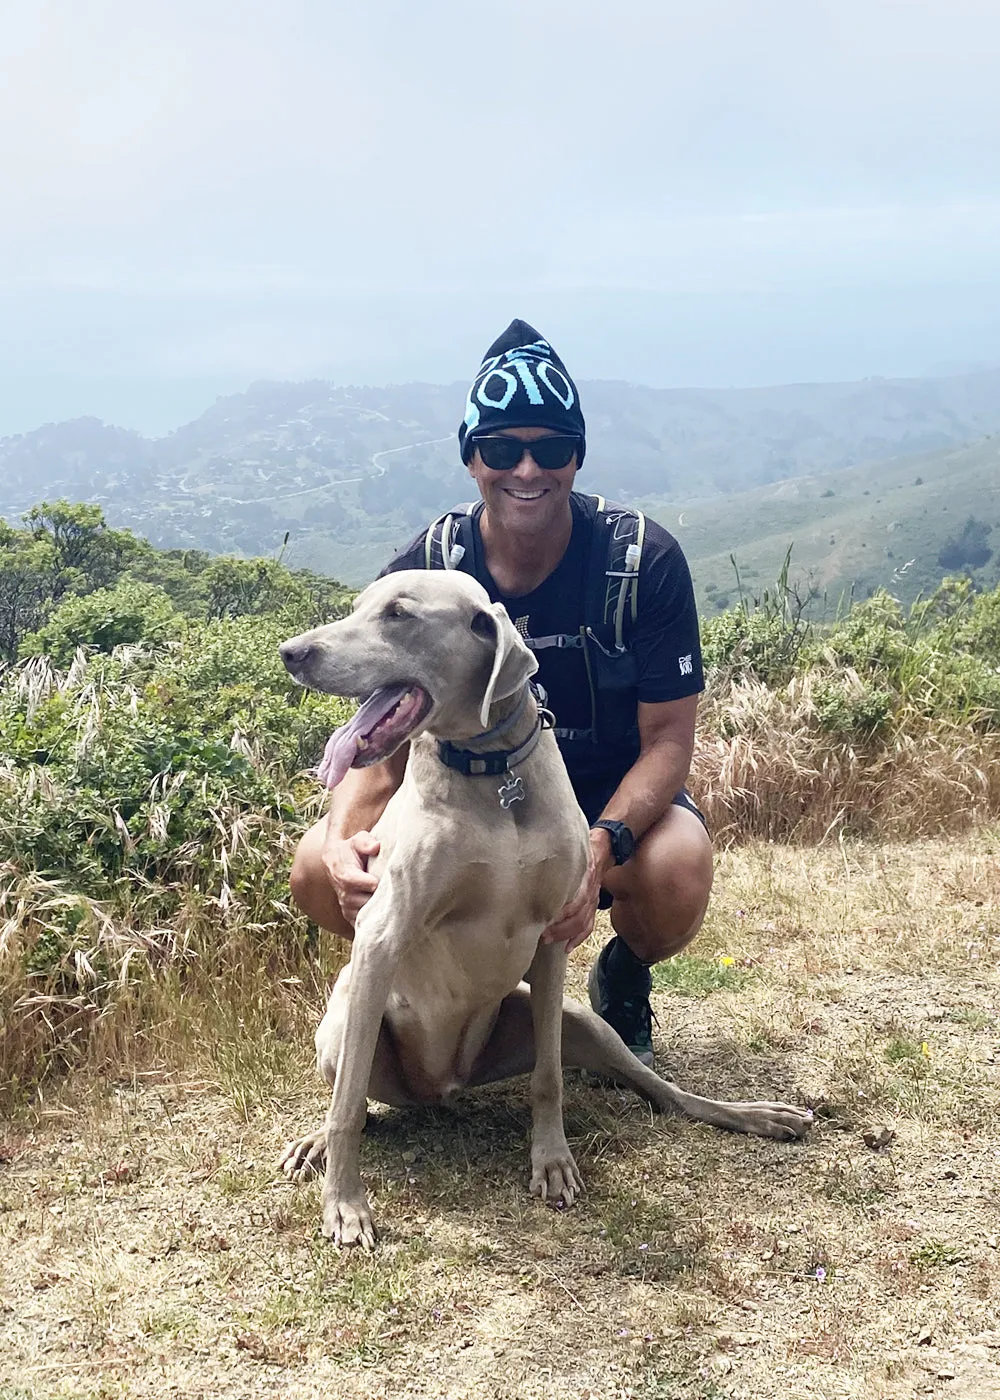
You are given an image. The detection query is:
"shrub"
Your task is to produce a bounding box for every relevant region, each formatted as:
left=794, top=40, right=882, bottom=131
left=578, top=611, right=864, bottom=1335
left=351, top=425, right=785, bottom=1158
left=937, top=516, right=993, bottom=572
left=20, top=580, right=183, bottom=665
left=812, top=676, right=894, bottom=740
left=804, top=590, right=909, bottom=680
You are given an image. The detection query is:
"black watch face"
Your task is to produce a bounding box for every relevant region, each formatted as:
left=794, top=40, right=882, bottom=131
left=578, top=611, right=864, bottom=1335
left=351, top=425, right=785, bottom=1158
left=597, top=821, right=634, bottom=864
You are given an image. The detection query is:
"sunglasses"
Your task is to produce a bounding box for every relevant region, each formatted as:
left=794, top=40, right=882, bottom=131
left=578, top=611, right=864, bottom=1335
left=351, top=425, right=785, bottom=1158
left=471, top=435, right=581, bottom=472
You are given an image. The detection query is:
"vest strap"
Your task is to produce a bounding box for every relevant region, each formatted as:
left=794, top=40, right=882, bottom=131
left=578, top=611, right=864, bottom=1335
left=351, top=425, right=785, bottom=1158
left=523, top=633, right=585, bottom=651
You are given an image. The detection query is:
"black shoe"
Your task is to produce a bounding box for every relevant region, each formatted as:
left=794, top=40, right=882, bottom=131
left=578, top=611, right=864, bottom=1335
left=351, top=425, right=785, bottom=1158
left=587, top=936, right=655, bottom=1067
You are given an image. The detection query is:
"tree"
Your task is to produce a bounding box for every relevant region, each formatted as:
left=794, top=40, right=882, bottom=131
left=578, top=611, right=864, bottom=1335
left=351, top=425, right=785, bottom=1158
left=203, top=556, right=307, bottom=620
left=19, top=581, right=182, bottom=665
left=0, top=530, right=58, bottom=661
left=937, top=517, right=993, bottom=573
left=23, top=500, right=139, bottom=597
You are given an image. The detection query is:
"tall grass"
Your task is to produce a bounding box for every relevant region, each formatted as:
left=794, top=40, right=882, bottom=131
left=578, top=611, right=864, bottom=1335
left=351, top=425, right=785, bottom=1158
left=694, top=671, right=1000, bottom=843
left=695, top=573, right=1000, bottom=840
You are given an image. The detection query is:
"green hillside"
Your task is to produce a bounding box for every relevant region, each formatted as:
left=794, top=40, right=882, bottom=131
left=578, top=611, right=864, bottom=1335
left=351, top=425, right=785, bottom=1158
left=645, top=436, right=1000, bottom=612
left=5, top=368, right=1000, bottom=587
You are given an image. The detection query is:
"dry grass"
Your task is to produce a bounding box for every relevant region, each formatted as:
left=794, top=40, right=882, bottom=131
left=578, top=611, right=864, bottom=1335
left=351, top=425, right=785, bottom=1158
left=0, top=766, right=333, bottom=1106
left=0, top=863, right=334, bottom=1110
left=2, top=832, right=999, bottom=1399
left=694, top=675, right=1000, bottom=843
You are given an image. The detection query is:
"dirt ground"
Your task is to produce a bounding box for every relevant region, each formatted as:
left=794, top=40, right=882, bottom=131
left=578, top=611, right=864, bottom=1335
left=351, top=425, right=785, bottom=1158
left=2, top=834, right=999, bottom=1400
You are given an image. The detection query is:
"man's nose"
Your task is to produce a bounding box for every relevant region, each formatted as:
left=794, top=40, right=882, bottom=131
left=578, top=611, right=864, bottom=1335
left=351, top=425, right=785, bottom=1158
left=510, top=447, right=543, bottom=477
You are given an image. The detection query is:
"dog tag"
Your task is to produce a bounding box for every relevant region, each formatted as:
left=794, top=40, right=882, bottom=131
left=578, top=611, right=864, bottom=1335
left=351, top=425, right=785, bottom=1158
left=497, top=773, right=525, bottom=809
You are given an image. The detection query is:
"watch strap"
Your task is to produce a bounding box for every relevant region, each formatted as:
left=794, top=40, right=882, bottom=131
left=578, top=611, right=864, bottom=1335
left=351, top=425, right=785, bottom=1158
left=591, top=819, right=635, bottom=865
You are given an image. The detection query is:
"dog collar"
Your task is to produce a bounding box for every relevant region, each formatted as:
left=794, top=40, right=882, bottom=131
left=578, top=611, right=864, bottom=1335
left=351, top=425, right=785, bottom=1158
left=437, top=717, right=544, bottom=779
left=436, top=685, right=554, bottom=808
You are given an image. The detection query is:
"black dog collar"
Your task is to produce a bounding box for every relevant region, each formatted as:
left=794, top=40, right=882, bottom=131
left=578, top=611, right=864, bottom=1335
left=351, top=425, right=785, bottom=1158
left=438, top=718, right=544, bottom=777
left=436, top=684, right=555, bottom=794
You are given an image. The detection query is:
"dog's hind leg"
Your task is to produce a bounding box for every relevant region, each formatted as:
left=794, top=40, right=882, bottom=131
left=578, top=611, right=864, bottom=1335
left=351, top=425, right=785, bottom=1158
left=560, top=998, right=813, bottom=1141
left=467, top=987, right=811, bottom=1142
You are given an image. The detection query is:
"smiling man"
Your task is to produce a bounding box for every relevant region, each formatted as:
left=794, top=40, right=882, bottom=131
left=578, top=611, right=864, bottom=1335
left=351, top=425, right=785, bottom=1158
left=289, top=320, right=713, bottom=1066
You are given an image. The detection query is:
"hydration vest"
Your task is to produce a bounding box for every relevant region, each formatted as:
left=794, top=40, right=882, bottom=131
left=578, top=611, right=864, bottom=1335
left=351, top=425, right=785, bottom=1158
left=422, top=495, right=647, bottom=752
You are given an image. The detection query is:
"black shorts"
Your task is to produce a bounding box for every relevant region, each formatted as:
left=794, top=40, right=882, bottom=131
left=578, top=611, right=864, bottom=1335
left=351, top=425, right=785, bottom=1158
left=571, top=774, right=707, bottom=831
left=570, top=774, right=708, bottom=911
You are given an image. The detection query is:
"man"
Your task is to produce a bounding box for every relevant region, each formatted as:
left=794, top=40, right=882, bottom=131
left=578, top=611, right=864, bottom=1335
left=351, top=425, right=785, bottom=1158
left=290, top=320, right=713, bottom=1066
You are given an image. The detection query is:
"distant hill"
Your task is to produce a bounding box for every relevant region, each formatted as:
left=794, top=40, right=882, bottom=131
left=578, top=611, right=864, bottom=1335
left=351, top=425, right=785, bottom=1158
left=661, top=435, right=1000, bottom=612
left=2, top=368, right=1000, bottom=587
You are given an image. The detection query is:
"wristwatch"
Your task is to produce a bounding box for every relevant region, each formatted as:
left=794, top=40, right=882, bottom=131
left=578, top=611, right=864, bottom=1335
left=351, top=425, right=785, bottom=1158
left=590, top=819, right=636, bottom=865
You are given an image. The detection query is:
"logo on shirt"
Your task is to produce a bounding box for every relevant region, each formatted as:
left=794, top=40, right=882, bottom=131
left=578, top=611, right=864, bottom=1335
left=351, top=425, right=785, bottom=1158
left=514, top=615, right=530, bottom=637
left=678, top=654, right=693, bottom=676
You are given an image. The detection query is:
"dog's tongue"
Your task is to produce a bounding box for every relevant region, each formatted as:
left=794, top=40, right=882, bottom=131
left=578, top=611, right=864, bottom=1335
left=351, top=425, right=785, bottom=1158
left=316, top=686, right=410, bottom=790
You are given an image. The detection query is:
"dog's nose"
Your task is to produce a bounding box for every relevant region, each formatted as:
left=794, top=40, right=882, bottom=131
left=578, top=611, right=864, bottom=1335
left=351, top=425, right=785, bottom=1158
left=279, top=639, right=315, bottom=672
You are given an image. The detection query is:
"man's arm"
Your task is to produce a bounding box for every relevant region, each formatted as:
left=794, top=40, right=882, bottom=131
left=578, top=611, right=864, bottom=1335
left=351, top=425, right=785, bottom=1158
left=324, top=745, right=409, bottom=841
left=589, top=694, right=697, bottom=867
left=540, top=695, right=698, bottom=950
left=320, top=746, right=409, bottom=926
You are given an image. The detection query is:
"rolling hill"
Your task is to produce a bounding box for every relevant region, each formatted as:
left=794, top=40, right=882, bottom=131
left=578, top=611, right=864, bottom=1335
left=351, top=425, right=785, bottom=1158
left=1, top=367, right=999, bottom=593
left=660, top=435, right=1000, bottom=611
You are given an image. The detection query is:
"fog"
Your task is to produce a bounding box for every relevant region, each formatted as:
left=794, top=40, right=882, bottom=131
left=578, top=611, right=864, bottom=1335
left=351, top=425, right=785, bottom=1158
left=3, top=0, right=999, bottom=434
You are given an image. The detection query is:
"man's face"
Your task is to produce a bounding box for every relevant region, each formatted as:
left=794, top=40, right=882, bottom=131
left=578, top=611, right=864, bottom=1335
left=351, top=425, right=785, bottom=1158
left=467, top=426, right=579, bottom=536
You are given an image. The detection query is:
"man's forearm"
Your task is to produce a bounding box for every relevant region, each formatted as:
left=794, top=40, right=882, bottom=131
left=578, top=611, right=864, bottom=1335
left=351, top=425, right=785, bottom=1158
left=596, top=736, right=690, bottom=843
left=325, top=745, right=409, bottom=840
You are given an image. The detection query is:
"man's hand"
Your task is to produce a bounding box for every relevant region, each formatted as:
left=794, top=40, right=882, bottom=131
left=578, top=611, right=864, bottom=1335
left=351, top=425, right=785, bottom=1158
left=540, top=831, right=613, bottom=954
left=322, top=829, right=381, bottom=927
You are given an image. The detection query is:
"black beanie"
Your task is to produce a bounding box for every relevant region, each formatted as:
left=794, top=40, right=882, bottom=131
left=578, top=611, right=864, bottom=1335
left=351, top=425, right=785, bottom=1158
left=458, top=319, right=586, bottom=465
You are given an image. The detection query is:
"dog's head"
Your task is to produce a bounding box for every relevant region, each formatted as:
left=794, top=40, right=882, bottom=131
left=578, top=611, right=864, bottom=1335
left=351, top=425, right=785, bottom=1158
left=279, top=571, right=538, bottom=777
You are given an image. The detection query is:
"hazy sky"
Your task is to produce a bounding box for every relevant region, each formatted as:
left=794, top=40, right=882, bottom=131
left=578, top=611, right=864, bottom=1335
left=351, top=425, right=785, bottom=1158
left=3, top=0, right=1000, bottom=435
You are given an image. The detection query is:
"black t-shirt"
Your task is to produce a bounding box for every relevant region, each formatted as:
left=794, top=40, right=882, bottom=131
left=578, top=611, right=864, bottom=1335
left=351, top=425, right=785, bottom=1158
left=380, top=492, right=704, bottom=784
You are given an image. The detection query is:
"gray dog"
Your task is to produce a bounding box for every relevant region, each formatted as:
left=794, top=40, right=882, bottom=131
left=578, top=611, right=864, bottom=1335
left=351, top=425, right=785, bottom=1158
left=278, top=570, right=811, bottom=1248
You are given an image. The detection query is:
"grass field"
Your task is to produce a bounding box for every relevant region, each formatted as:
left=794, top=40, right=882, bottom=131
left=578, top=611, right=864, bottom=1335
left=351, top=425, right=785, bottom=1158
left=3, top=832, right=999, bottom=1400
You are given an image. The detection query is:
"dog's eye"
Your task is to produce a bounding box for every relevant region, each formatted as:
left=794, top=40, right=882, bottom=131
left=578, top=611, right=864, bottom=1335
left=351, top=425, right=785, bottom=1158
left=382, top=601, right=410, bottom=620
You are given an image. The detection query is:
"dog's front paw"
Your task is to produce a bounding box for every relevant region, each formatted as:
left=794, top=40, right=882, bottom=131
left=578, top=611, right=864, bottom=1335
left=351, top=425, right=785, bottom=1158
left=530, top=1142, right=584, bottom=1209
left=278, top=1129, right=327, bottom=1181
left=321, top=1186, right=377, bottom=1249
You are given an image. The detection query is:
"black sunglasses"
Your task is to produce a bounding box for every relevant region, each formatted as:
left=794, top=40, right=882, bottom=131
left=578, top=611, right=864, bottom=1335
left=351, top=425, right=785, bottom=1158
left=471, top=435, right=581, bottom=472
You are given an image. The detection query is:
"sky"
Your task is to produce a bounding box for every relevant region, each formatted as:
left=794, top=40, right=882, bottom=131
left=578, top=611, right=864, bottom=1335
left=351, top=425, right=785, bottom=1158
left=3, top=0, right=1000, bottom=436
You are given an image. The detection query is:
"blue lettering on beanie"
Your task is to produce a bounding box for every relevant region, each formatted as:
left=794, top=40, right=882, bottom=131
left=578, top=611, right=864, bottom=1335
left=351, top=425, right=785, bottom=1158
left=458, top=319, right=586, bottom=465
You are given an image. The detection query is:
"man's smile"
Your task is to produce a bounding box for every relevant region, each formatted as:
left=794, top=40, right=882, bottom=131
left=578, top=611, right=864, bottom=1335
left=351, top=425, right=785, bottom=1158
left=505, top=487, right=547, bottom=500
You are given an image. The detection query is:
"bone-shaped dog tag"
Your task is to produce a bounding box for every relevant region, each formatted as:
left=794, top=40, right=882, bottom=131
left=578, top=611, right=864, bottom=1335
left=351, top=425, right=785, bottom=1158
left=497, top=774, right=525, bottom=809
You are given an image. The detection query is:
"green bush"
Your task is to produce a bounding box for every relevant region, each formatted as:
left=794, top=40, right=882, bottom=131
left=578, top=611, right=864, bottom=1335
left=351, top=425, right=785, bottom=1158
left=0, top=613, right=350, bottom=900
left=701, top=561, right=1000, bottom=734
left=804, top=590, right=910, bottom=680
left=20, top=580, right=183, bottom=665
left=700, top=547, right=815, bottom=686
left=812, top=679, right=894, bottom=740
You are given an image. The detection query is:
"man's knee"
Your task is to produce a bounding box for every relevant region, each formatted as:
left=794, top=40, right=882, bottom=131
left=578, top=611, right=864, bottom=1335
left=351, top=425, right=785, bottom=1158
left=657, top=812, right=714, bottom=913
left=607, top=806, right=713, bottom=960
left=289, top=821, right=347, bottom=935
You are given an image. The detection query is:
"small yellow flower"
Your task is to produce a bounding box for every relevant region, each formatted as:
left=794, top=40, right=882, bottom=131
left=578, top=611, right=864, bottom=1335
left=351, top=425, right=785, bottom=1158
left=718, top=955, right=735, bottom=967
left=920, top=1041, right=931, bottom=1057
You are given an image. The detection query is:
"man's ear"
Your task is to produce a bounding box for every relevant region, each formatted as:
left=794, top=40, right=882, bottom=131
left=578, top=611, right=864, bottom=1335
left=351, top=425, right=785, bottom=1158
left=473, top=603, right=538, bottom=728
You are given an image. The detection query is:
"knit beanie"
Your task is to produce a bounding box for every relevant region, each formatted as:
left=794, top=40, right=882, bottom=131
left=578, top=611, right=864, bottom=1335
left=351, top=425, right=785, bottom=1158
left=458, top=319, right=586, bottom=465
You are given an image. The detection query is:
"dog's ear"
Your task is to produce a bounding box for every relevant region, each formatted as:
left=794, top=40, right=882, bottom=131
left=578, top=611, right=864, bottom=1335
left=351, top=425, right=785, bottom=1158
left=473, top=604, right=538, bottom=728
